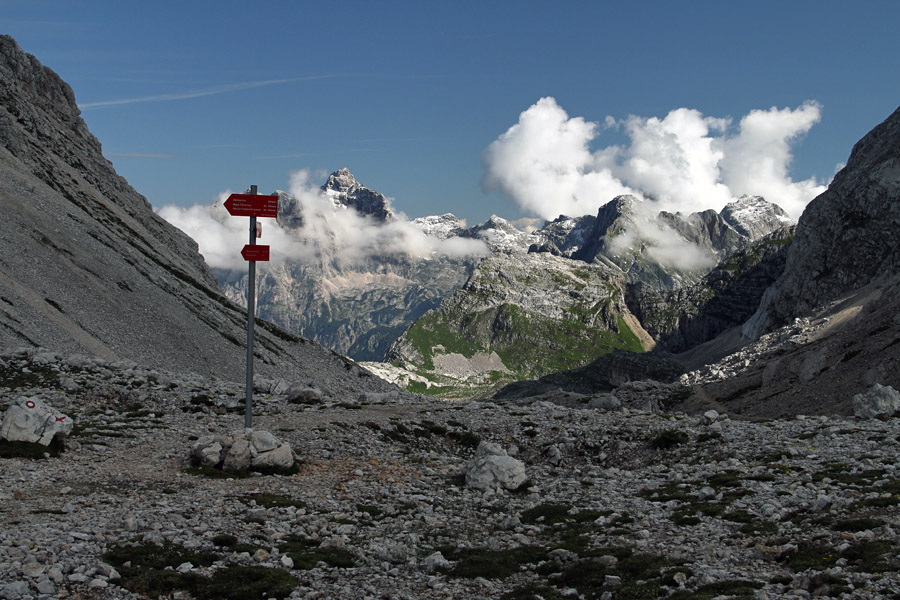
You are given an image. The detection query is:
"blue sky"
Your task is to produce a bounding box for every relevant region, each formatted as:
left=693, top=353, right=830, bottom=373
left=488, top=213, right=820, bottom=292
left=5, top=0, right=900, bottom=224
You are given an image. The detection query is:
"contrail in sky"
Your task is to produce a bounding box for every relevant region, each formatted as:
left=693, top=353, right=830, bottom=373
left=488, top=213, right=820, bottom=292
left=78, top=76, right=339, bottom=109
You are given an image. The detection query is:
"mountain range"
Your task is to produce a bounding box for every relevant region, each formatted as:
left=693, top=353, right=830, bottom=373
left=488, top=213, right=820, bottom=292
left=3, top=32, right=899, bottom=600
left=2, top=31, right=899, bottom=419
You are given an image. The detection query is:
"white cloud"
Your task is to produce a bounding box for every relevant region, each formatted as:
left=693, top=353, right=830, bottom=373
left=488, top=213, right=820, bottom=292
left=720, top=101, right=825, bottom=219
left=482, top=97, right=633, bottom=220
left=157, top=170, right=488, bottom=272
left=484, top=97, right=826, bottom=221
left=615, top=108, right=733, bottom=214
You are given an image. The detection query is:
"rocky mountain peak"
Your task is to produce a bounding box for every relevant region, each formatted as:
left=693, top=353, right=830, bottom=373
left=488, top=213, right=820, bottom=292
left=322, top=167, right=358, bottom=193
left=273, top=189, right=304, bottom=230
left=463, top=215, right=537, bottom=253
left=721, top=195, right=793, bottom=240
left=411, top=213, right=466, bottom=239
left=529, top=214, right=597, bottom=257
left=321, top=168, right=394, bottom=221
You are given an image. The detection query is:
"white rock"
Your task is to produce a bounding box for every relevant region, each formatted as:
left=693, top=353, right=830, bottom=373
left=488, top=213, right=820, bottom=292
left=249, top=430, right=280, bottom=453
left=698, top=486, right=717, bottom=501
left=250, top=443, right=294, bottom=470
left=852, top=384, right=900, bottom=418
left=419, top=551, right=450, bottom=572
left=252, top=549, right=270, bottom=562
left=223, top=436, right=251, bottom=471
left=465, top=442, right=527, bottom=491
left=703, top=409, right=720, bottom=423
left=35, top=578, right=55, bottom=594
left=199, top=442, right=223, bottom=467
left=176, top=562, right=193, bottom=573
left=22, top=562, right=44, bottom=577
left=0, top=396, right=73, bottom=445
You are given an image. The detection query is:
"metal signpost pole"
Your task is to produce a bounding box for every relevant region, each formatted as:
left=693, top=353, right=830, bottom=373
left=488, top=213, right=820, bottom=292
left=223, top=186, right=276, bottom=428
left=245, top=185, right=258, bottom=429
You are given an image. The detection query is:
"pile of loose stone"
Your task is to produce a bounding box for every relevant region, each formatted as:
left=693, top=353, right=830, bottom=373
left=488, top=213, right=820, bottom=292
left=1, top=347, right=899, bottom=599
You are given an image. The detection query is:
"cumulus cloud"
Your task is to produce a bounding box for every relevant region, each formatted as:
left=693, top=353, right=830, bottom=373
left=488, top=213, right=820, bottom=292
left=484, top=97, right=825, bottom=221
left=157, top=170, right=488, bottom=271
left=482, top=97, right=633, bottom=220
left=720, top=101, right=825, bottom=218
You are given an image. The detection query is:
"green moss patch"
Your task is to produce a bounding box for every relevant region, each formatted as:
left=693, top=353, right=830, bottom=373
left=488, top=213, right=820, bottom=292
left=522, top=503, right=573, bottom=525
left=446, top=546, right=549, bottom=579
left=202, top=565, right=298, bottom=600
left=103, top=541, right=301, bottom=599
left=0, top=363, right=60, bottom=389
left=277, top=535, right=356, bottom=569
left=669, top=579, right=762, bottom=599
left=551, top=550, right=677, bottom=598
left=649, top=429, right=689, bottom=450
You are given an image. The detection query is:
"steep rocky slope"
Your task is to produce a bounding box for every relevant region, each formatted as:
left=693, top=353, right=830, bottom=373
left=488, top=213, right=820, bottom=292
left=744, top=105, right=900, bottom=338
left=0, top=35, right=392, bottom=396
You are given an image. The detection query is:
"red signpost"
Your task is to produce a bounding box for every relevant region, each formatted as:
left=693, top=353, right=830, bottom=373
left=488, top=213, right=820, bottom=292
left=224, top=193, right=279, bottom=218
left=241, top=244, right=270, bottom=262
left=224, top=186, right=278, bottom=428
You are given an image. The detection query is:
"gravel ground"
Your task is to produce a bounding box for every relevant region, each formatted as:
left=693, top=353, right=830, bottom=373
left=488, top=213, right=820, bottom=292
left=1, top=349, right=899, bottom=600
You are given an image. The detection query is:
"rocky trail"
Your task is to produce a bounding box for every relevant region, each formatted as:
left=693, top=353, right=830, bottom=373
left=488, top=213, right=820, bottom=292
left=2, top=349, right=899, bottom=599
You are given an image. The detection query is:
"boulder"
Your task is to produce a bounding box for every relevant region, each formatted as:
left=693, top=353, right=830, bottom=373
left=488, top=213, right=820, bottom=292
left=284, top=384, right=323, bottom=404
left=250, top=443, right=294, bottom=470
left=852, top=384, right=900, bottom=419
left=420, top=551, right=451, bottom=572
left=465, top=441, right=527, bottom=491
left=222, top=436, right=251, bottom=471
left=190, top=429, right=295, bottom=472
left=249, top=430, right=280, bottom=453
left=0, top=396, right=73, bottom=445
left=190, top=435, right=222, bottom=467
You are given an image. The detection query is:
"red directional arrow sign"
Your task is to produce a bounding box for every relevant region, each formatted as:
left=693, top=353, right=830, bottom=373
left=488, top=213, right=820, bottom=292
left=241, top=244, right=270, bottom=262
left=224, top=193, right=279, bottom=218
